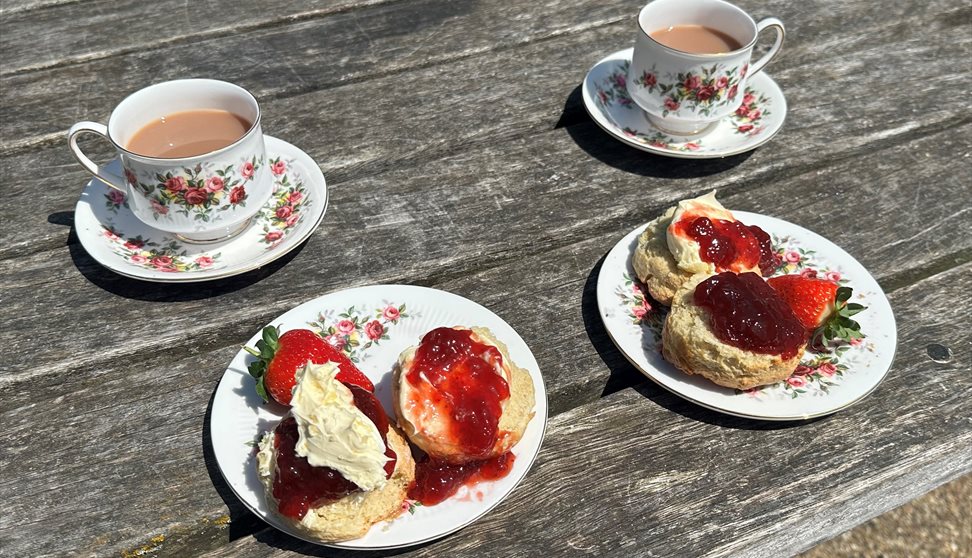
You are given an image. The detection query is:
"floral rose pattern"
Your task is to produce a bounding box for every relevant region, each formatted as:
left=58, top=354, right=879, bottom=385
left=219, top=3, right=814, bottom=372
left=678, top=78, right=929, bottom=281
left=307, top=303, right=411, bottom=363
left=621, top=128, right=702, bottom=152
left=126, top=155, right=263, bottom=222
left=731, top=88, right=771, bottom=136
left=104, top=189, right=129, bottom=214
left=619, top=236, right=868, bottom=400
left=648, top=63, right=746, bottom=118
left=101, top=225, right=222, bottom=272
left=259, top=157, right=311, bottom=249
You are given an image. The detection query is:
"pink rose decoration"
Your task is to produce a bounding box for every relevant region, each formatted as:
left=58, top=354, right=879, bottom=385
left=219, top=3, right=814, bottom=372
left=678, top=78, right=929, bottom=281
left=285, top=214, right=300, bottom=228
left=108, top=189, right=126, bottom=205
left=800, top=268, right=818, bottom=279
left=598, top=90, right=609, bottom=104
left=850, top=337, right=865, bottom=347
left=641, top=71, right=657, bottom=87
left=786, top=376, right=807, bottom=388
left=825, top=271, right=842, bottom=283
left=336, top=319, right=356, bottom=334
left=784, top=250, right=802, bottom=263
left=230, top=185, right=246, bottom=205
left=735, top=105, right=751, bottom=118
left=364, top=320, right=384, bottom=341
left=740, top=63, right=749, bottom=78
left=382, top=305, right=401, bottom=321
left=716, top=76, right=729, bottom=89
left=103, top=229, right=119, bottom=240
left=631, top=283, right=642, bottom=294
left=817, top=363, right=838, bottom=377
left=728, top=84, right=738, bottom=99
left=150, top=255, right=174, bottom=269
left=151, top=199, right=168, bottom=215
left=123, top=239, right=143, bottom=250
left=749, top=109, right=762, bottom=120
left=793, top=365, right=814, bottom=376
left=684, top=142, right=701, bottom=151
left=276, top=205, right=293, bottom=219
left=632, top=306, right=647, bottom=319
left=130, top=254, right=147, bottom=264
left=742, top=92, right=755, bottom=106
left=612, top=73, right=626, bottom=88
left=204, top=176, right=224, bottom=193
left=240, top=161, right=255, bottom=180
left=195, top=256, right=214, bottom=267
left=737, top=124, right=754, bottom=133
left=288, top=191, right=303, bottom=204
left=271, top=161, right=286, bottom=175
left=124, top=168, right=138, bottom=186
left=183, top=188, right=208, bottom=205
left=683, top=75, right=701, bottom=90
left=325, top=333, right=346, bottom=350
left=664, top=97, right=680, bottom=111
left=165, top=176, right=187, bottom=192
left=696, top=85, right=716, bottom=102
left=264, top=231, right=283, bottom=243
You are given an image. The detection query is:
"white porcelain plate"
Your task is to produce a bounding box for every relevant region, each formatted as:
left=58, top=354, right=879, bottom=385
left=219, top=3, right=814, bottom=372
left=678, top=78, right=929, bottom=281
left=210, top=285, right=548, bottom=549
left=596, top=212, right=896, bottom=420
left=582, top=48, right=786, bottom=159
left=74, top=136, right=327, bottom=282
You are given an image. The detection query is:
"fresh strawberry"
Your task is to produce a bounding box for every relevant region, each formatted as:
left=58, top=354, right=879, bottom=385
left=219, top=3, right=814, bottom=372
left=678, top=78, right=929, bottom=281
left=766, top=275, right=866, bottom=349
left=244, top=326, right=374, bottom=405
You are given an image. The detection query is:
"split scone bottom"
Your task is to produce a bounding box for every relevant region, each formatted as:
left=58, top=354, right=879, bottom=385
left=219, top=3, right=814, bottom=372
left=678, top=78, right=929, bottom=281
left=632, top=205, right=696, bottom=306
left=257, top=425, right=416, bottom=542
left=393, top=326, right=535, bottom=463
left=662, top=274, right=805, bottom=390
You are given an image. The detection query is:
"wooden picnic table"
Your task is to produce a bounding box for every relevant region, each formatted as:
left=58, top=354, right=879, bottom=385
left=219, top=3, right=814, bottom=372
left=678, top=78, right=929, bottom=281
left=1, top=0, right=970, bottom=556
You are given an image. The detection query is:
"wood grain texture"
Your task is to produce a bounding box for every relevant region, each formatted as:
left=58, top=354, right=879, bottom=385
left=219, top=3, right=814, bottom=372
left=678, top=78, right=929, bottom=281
left=1, top=262, right=967, bottom=557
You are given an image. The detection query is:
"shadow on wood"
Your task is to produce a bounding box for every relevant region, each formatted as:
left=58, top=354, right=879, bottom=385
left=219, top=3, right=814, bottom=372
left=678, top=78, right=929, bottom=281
left=581, top=250, right=821, bottom=431
left=52, top=210, right=308, bottom=301
left=558, top=84, right=756, bottom=179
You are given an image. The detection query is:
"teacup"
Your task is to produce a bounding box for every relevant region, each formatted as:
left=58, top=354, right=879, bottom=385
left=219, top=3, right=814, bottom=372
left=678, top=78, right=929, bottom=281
left=68, top=79, right=273, bottom=243
left=627, top=0, right=784, bottom=136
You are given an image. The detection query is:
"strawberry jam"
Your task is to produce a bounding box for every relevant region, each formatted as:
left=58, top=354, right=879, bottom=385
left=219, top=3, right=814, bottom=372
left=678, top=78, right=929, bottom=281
left=674, top=215, right=776, bottom=274
left=693, top=272, right=806, bottom=359
left=749, top=225, right=782, bottom=276
left=271, top=384, right=396, bottom=520
left=407, top=328, right=510, bottom=459
left=408, top=452, right=516, bottom=506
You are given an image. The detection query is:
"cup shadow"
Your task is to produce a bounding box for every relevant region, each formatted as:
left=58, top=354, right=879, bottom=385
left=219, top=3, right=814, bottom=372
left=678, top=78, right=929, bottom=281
left=581, top=251, right=821, bottom=431
left=51, top=210, right=307, bottom=301
left=558, top=84, right=756, bottom=179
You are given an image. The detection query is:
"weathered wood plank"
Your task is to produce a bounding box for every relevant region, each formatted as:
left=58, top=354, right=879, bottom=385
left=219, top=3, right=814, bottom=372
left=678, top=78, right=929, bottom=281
left=0, top=0, right=393, bottom=74
left=1, top=117, right=970, bottom=400
left=1, top=261, right=968, bottom=557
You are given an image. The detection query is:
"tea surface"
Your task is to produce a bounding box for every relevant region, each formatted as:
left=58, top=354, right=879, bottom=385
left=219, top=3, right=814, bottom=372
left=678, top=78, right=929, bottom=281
left=126, top=109, right=251, bottom=158
left=650, top=24, right=742, bottom=54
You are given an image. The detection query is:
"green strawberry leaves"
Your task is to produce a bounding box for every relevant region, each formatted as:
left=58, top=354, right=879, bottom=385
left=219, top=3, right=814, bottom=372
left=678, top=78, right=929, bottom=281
left=244, top=325, right=280, bottom=403
left=812, top=287, right=867, bottom=349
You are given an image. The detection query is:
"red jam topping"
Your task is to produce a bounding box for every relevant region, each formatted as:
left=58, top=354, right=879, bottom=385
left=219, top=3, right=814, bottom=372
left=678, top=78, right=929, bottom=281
left=408, top=452, right=516, bottom=506
left=271, top=384, right=396, bottom=519
left=693, top=272, right=807, bottom=359
left=407, top=328, right=511, bottom=459
left=674, top=215, right=777, bottom=274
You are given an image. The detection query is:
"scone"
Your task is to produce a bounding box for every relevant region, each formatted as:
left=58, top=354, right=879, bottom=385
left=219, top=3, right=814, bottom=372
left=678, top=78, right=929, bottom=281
left=256, top=362, right=415, bottom=541
left=662, top=272, right=807, bottom=390
left=393, top=326, right=535, bottom=464
left=633, top=191, right=778, bottom=305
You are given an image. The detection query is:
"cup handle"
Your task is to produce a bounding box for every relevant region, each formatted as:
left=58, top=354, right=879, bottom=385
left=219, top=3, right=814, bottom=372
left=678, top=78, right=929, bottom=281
left=749, top=18, right=785, bottom=77
left=67, top=121, right=127, bottom=192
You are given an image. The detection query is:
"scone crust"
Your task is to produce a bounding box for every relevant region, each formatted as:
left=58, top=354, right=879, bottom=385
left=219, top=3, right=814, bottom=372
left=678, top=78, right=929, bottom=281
left=632, top=206, right=695, bottom=306
left=260, top=425, right=416, bottom=542
left=393, top=326, right=535, bottom=463
left=662, top=274, right=804, bottom=390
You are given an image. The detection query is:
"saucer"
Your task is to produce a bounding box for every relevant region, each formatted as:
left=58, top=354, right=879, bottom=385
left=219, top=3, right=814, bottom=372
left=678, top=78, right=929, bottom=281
left=74, top=136, right=328, bottom=282
left=582, top=48, right=787, bottom=159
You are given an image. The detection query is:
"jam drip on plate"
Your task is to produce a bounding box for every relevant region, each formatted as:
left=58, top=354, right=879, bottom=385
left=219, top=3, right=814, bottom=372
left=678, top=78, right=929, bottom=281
left=408, top=452, right=516, bottom=506
left=407, top=328, right=511, bottom=459
left=272, top=384, right=396, bottom=519
left=694, top=272, right=806, bottom=359
left=674, top=215, right=778, bottom=275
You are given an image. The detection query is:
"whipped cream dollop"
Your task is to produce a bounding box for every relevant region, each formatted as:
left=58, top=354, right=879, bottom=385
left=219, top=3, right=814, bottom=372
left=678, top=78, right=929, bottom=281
left=290, top=361, right=389, bottom=491
left=666, top=190, right=736, bottom=274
